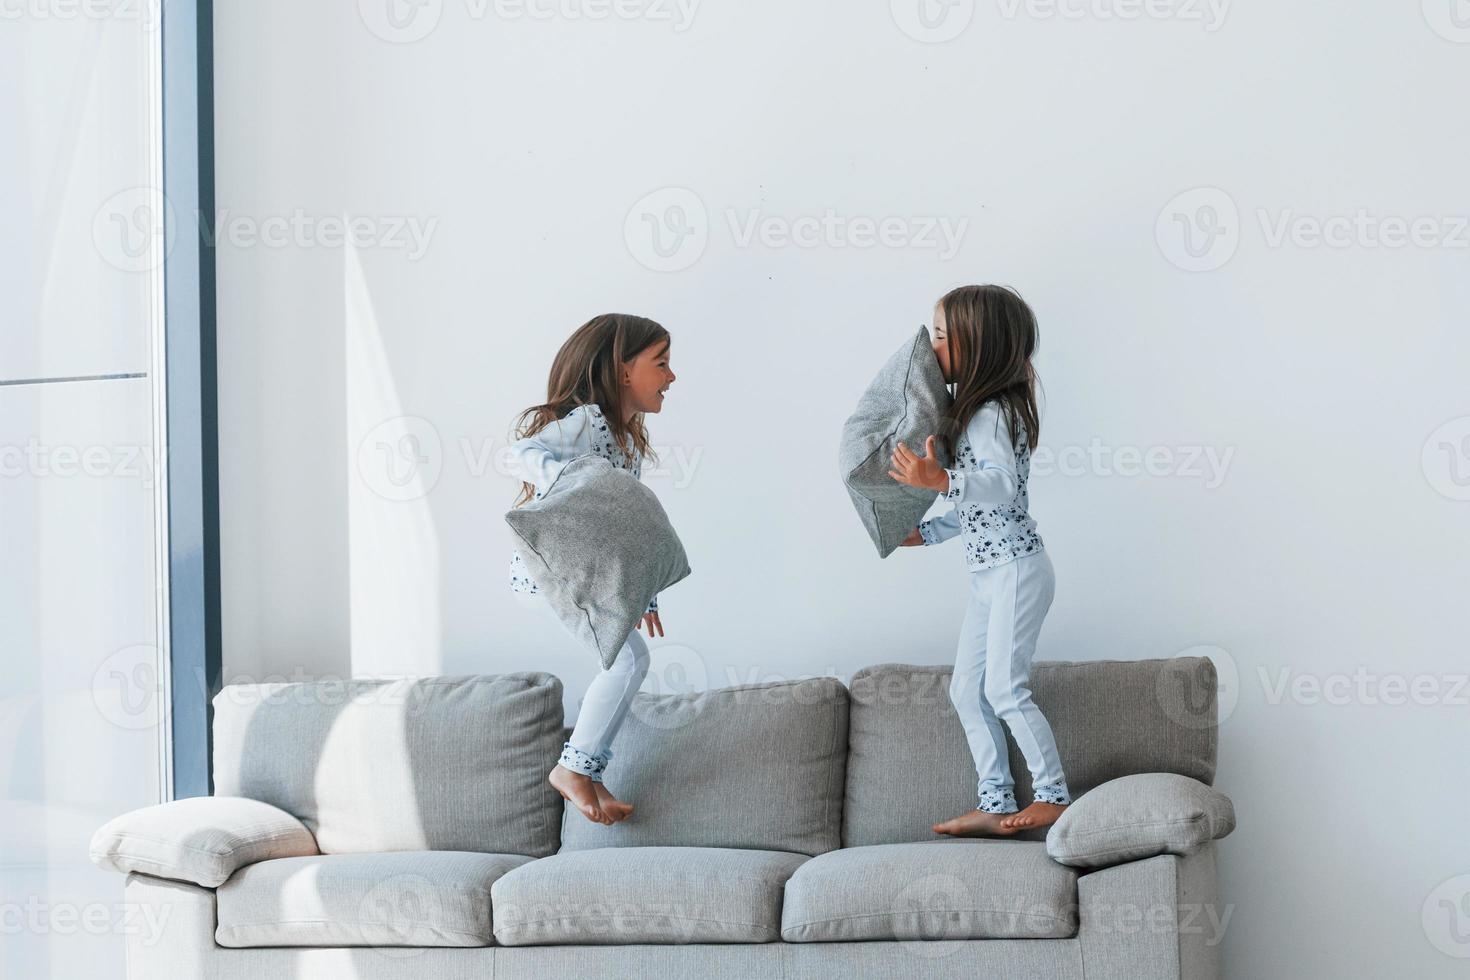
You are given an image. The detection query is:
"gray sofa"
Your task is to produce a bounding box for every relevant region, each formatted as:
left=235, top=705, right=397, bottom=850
left=91, top=657, right=1235, bottom=979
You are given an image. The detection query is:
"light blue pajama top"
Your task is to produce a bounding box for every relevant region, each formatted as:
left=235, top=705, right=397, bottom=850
left=918, top=401, right=1044, bottom=571
left=507, top=403, right=658, bottom=612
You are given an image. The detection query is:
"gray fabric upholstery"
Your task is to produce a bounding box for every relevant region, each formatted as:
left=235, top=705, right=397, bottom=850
left=558, top=678, right=849, bottom=856
left=844, top=658, right=1220, bottom=847
left=216, top=851, right=530, bottom=948
left=126, top=872, right=1091, bottom=979
left=782, top=839, right=1077, bottom=942
left=839, top=326, right=954, bottom=557
left=778, top=937, right=1083, bottom=980
left=212, top=674, right=565, bottom=857
left=110, top=656, right=1230, bottom=979
left=1047, top=773, right=1236, bottom=868
left=1078, top=844, right=1224, bottom=980
left=89, top=796, right=318, bottom=888
left=490, top=846, right=808, bottom=945
left=506, top=456, right=691, bottom=668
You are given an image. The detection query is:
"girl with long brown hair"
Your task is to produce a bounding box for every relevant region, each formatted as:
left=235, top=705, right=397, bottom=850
left=887, top=284, right=1072, bottom=837
left=508, top=313, right=676, bottom=826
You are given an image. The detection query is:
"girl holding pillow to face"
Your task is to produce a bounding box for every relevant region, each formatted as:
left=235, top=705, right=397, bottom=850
left=509, top=314, right=676, bottom=826
left=888, top=285, right=1072, bottom=836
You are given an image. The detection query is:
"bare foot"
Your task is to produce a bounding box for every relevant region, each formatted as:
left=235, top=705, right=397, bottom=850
left=1000, top=801, right=1068, bottom=832
left=594, top=783, right=634, bottom=822
left=548, top=765, right=611, bottom=825
left=933, top=809, right=1021, bottom=837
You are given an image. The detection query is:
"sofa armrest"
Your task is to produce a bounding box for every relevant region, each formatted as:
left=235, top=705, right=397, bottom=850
left=90, top=796, right=318, bottom=887
left=1046, top=773, right=1235, bottom=869
left=1077, top=844, right=1226, bottom=979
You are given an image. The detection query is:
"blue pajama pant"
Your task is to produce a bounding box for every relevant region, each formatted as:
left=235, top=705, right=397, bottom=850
left=557, top=629, right=650, bottom=782
left=950, top=550, right=1071, bottom=813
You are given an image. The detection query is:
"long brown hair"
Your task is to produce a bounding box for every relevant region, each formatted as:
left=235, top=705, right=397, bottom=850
left=513, top=313, right=669, bottom=505
left=937, top=284, right=1041, bottom=456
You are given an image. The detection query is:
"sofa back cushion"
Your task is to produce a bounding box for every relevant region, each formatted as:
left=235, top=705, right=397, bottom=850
left=558, top=678, right=849, bottom=856
left=843, top=657, right=1219, bottom=847
left=213, top=673, right=565, bottom=857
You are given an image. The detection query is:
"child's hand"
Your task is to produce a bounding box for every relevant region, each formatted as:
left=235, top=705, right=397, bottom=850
left=641, top=610, right=664, bottom=637
left=888, top=436, right=950, bottom=494
left=901, top=527, right=924, bottom=547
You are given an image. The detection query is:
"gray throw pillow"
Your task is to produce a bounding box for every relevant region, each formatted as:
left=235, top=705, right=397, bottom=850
left=506, top=455, right=690, bottom=668
left=90, top=796, right=319, bottom=887
left=1046, top=772, right=1236, bottom=869
left=839, top=327, right=953, bottom=557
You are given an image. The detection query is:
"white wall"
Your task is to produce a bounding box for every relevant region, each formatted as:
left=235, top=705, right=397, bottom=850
left=215, top=2, right=1470, bottom=976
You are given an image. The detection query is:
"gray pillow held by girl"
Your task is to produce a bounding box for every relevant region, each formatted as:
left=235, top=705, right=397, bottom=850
left=839, top=326, right=953, bottom=557
left=506, top=455, right=690, bottom=668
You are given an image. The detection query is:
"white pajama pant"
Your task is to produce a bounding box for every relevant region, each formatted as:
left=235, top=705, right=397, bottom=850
left=950, top=550, right=1071, bottom=813
left=557, top=629, right=650, bottom=782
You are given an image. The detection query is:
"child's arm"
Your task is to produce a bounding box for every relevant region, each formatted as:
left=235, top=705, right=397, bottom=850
left=888, top=403, right=1019, bottom=507
left=918, top=510, right=961, bottom=545
left=939, top=403, right=1020, bottom=508
left=508, top=407, right=597, bottom=496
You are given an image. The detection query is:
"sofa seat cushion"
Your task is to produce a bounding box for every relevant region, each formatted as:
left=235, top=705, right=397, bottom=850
left=781, top=840, right=1078, bottom=942
left=216, top=851, right=531, bottom=948
left=490, top=846, right=808, bottom=946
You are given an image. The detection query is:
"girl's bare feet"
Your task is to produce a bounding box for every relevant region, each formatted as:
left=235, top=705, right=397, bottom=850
left=548, top=765, right=611, bottom=825
left=933, top=810, right=1021, bottom=837
left=1000, top=801, right=1068, bottom=831
left=593, top=783, right=634, bottom=822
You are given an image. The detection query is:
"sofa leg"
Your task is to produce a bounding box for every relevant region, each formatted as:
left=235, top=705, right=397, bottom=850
left=124, top=873, right=219, bottom=980
left=1076, top=843, right=1226, bottom=980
